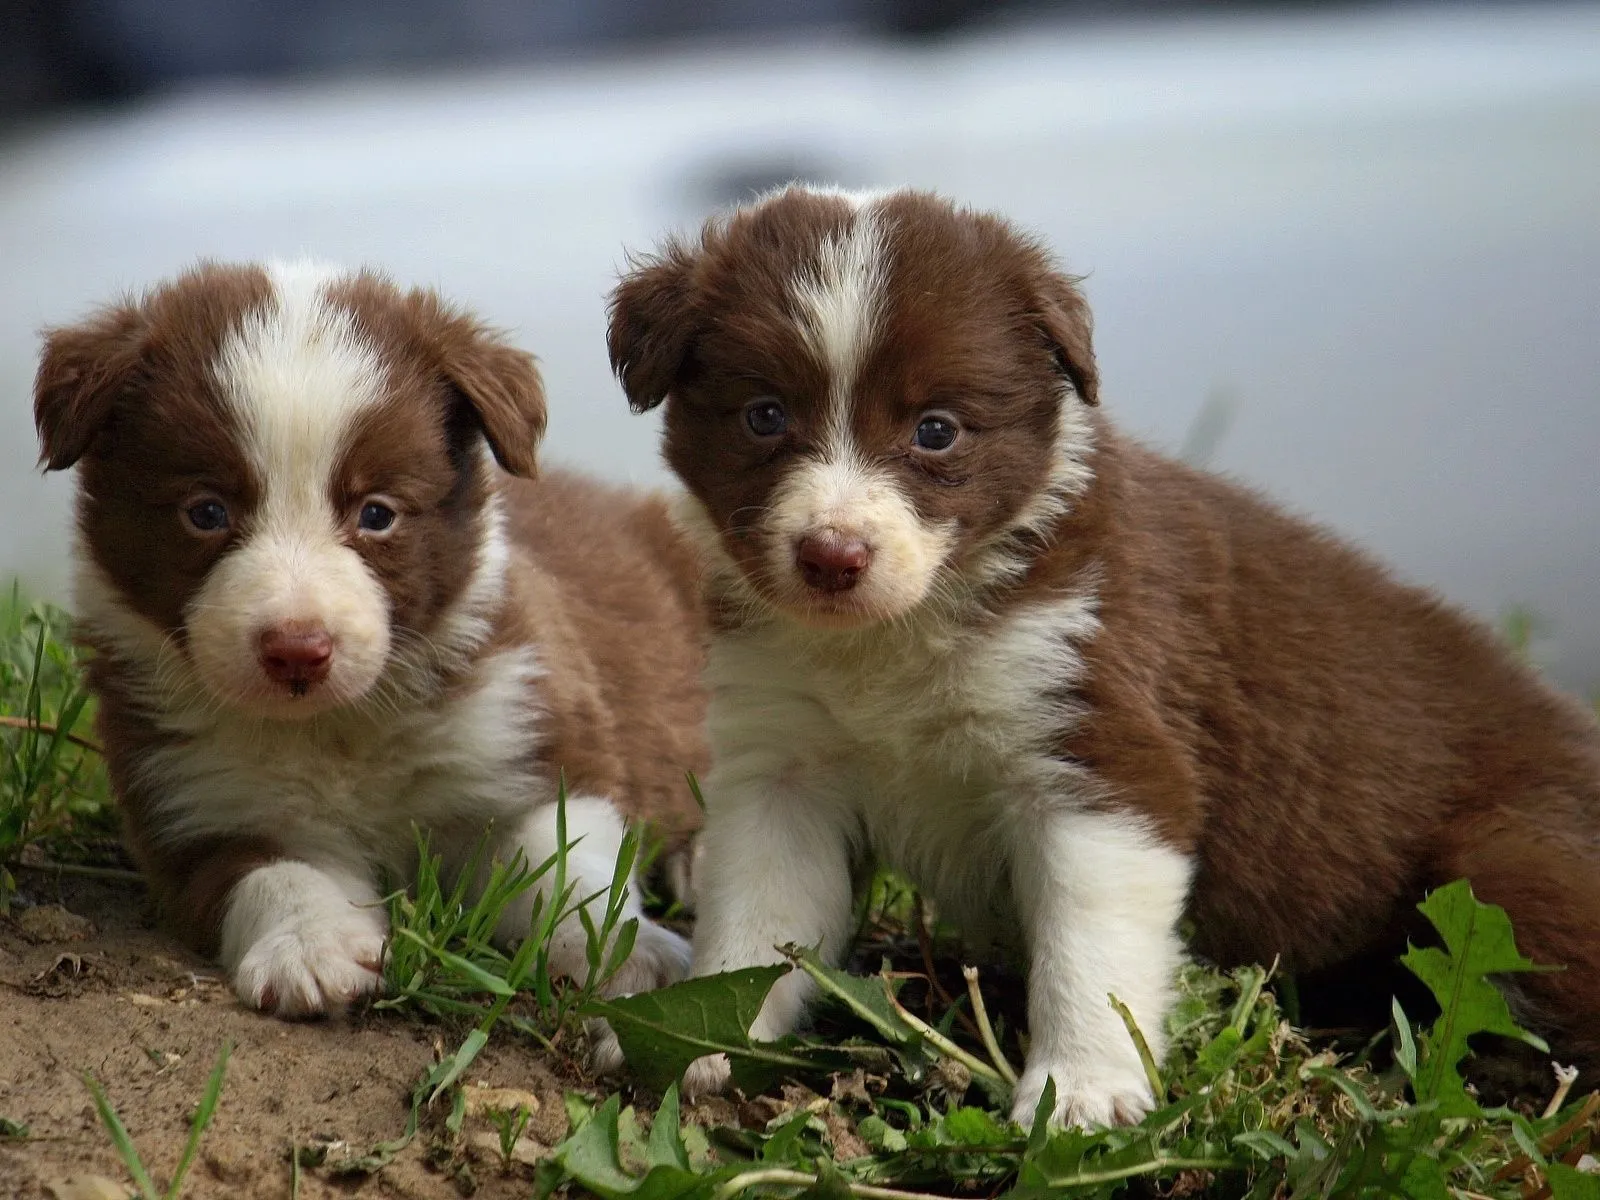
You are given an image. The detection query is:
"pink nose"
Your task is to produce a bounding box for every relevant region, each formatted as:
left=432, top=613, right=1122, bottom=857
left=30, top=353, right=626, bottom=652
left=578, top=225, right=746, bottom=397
left=796, top=533, right=872, bottom=594
left=258, top=624, right=334, bottom=688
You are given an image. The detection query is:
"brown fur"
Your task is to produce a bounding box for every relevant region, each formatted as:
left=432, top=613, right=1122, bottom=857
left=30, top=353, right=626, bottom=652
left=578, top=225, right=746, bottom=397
left=610, top=187, right=1600, bottom=1069
left=36, top=264, right=706, bottom=960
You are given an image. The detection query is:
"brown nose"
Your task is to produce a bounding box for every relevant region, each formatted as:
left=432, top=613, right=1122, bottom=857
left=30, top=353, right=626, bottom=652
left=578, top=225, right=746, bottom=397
left=258, top=624, right=334, bottom=689
left=796, top=533, right=872, bottom=594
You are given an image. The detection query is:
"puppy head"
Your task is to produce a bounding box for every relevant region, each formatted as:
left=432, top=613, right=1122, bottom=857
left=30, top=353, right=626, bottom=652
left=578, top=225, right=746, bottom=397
left=609, top=186, right=1098, bottom=630
left=36, top=261, right=545, bottom=717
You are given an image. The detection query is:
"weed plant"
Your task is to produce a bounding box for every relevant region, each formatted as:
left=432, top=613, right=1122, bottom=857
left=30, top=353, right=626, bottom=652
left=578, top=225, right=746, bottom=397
left=0, top=587, right=113, bottom=905
left=5, top=586, right=1597, bottom=1197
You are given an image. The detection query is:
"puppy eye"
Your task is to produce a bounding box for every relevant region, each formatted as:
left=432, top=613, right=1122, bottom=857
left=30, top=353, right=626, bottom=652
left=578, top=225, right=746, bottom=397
left=912, top=414, right=960, bottom=452
left=357, top=500, right=397, bottom=534
left=183, top=498, right=229, bottom=534
left=744, top=398, right=788, bottom=439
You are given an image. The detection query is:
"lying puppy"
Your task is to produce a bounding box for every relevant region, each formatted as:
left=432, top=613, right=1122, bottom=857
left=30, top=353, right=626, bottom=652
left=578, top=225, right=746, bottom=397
left=607, top=186, right=1600, bottom=1127
left=34, top=261, right=706, bottom=1015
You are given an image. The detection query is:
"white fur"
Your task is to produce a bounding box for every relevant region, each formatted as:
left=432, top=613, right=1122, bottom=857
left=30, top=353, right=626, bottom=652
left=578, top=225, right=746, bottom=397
left=140, top=645, right=545, bottom=856
left=494, top=795, right=692, bottom=996
left=761, top=454, right=956, bottom=626
left=221, top=859, right=387, bottom=1017
left=1008, top=810, right=1191, bottom=1127
left=684, top=582, right=1193, bottom=1126
left=661, top=185, right=1179, bottom=1125
left=73, top=265, right=688, bottom=1016
left=790, top=202, right=887, bottom=442
left=116, top=612, right=687, bottom=1016
left=187, top=260, right=392, bottom=716
left=747, top=197, right=961, bottom=626
left=969, top=400, right=1099, bottom=588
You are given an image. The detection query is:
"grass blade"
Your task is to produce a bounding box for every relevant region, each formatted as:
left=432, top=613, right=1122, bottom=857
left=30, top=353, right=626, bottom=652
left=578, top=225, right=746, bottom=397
left=165, top=1042, right=231, bottom=1200
left=82, top=1073, right=160, bottom=1200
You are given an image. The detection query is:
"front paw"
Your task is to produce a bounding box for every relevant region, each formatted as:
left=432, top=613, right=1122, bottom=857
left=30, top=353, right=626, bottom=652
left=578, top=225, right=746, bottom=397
left=1010, top=1059, right=1154, bottom=1130
left=682, top=1052, right=732, bottom=1099
left=232, top=909, right=387, bottom=1018
left=597, top=917, right=692, bottom=998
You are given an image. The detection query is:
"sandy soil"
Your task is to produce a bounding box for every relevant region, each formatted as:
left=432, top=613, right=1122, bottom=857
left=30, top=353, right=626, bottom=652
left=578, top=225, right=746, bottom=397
left=0, top=873, right=580, bottom=1200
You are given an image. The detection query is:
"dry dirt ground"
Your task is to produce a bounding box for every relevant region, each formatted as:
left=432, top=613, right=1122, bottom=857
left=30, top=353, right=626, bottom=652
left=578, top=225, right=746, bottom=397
left=0, top=873, right=581, bottom=1200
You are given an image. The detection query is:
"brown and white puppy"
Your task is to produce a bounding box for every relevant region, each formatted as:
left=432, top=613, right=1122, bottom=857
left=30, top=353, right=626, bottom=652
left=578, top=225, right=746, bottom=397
left=607, top=186, right=1600, bottom=1127
left=34, top=261, right=706, bottom=1016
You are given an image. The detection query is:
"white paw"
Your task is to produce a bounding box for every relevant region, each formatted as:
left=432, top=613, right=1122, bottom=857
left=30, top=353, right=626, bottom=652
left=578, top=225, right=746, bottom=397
left=231, top=909, right=387, bottom=1018
left=1009, top=1059, right=1154, bottom=1130
left=599, top=918, right=692, bottom=998
left=581, top=923, right=692, bottom=1078
left=682, top=1052, right=732, bottom=1099
left=586, top=1018, right=626, bottom=1077
left=548, top=913, right=691, bottom=997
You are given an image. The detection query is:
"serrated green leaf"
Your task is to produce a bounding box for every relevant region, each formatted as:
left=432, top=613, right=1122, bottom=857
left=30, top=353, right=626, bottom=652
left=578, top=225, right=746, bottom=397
left=940, top=1106, right=1012, bottom=1145
left=541, top=1092, right=740, bottom=1200
left=856, top=1115, right=907, bottom=1153
left=585, top=965, right=818, bottom=1094
left=1402, top=880, right=1549, bottom=1116
left=783, top=945, right=915, bottom=1047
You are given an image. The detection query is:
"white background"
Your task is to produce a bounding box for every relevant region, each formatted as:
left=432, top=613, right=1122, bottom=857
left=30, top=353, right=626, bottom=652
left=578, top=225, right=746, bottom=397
left=2, top=3, right=1597, bottom=689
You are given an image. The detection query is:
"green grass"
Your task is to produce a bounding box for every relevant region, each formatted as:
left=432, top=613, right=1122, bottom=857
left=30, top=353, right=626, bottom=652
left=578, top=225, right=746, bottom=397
left=82, top=1043, right=233, bottom=1200
left=5, top=587, right=1598, bottom=1198
left=0, top=586, right=114, bottom=906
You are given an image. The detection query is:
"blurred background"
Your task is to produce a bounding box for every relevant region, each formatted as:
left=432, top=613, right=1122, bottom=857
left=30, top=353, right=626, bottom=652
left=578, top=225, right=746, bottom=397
left=1, top=0, right=1597, bottom=691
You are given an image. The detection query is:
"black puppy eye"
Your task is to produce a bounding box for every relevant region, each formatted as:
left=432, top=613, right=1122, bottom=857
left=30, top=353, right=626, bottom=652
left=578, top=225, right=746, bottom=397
left=744, top=398, right=788, bottom=438
left=912, top=415, right=960, bottom=452
left=183, top=498, right=229, bottom=534
left=358, top=501, right=397, bottom=533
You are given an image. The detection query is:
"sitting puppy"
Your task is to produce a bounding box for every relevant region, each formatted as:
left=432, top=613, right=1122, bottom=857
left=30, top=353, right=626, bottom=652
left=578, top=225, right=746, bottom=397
left=607, top=186, right=1600, bottom=1127
left=34, top=262, right=706, bottom=1015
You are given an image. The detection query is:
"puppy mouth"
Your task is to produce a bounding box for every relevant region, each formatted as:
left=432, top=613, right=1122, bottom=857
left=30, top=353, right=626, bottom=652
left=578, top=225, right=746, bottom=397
left=734, top=528, right=943, bottom=630
left=775, top=593, right=888, bottom=631
left=186, top=647, right=380, bottom=721
left=223, top=675, right=353, bottom=720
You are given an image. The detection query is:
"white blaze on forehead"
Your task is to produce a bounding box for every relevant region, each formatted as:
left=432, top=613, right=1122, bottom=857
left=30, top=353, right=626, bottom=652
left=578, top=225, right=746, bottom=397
left=191, top=260, right=394, bottom=715
left=214, top=260, right=387, bottom=507
left=789, top=201, right=888, bottom=453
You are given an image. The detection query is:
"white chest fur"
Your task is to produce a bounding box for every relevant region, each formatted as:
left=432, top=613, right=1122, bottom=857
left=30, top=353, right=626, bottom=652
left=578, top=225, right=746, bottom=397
left=703, top=588, right=1101, bottom=936
left=135, top=646, right=547, bottom=872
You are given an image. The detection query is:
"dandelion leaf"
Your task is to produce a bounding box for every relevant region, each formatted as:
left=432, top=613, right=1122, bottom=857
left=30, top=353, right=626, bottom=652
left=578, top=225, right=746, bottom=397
left=1402, top=879, right=1549, bottom=1116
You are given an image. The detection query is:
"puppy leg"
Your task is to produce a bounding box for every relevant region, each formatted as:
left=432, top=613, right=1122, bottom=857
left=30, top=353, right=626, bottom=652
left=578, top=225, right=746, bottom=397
left=676, top=765, right=859, bottom=1097
left=221, top=858, right=388, bottom=1018
left=1009, top=807, right=1192, bottom=1129
left=493, top=794, right=691, bottom=998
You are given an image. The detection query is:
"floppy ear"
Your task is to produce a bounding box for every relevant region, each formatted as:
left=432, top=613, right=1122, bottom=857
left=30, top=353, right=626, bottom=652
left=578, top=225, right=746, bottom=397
left=1032, top=272, right=1099, bottom=406
left=412, top=293, right=547, bottom=479
left=34, top=304, right=149, bottom=471
left=442, top=333, right=547, bottom=479
left=607, top=242, right=699, bottom=413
